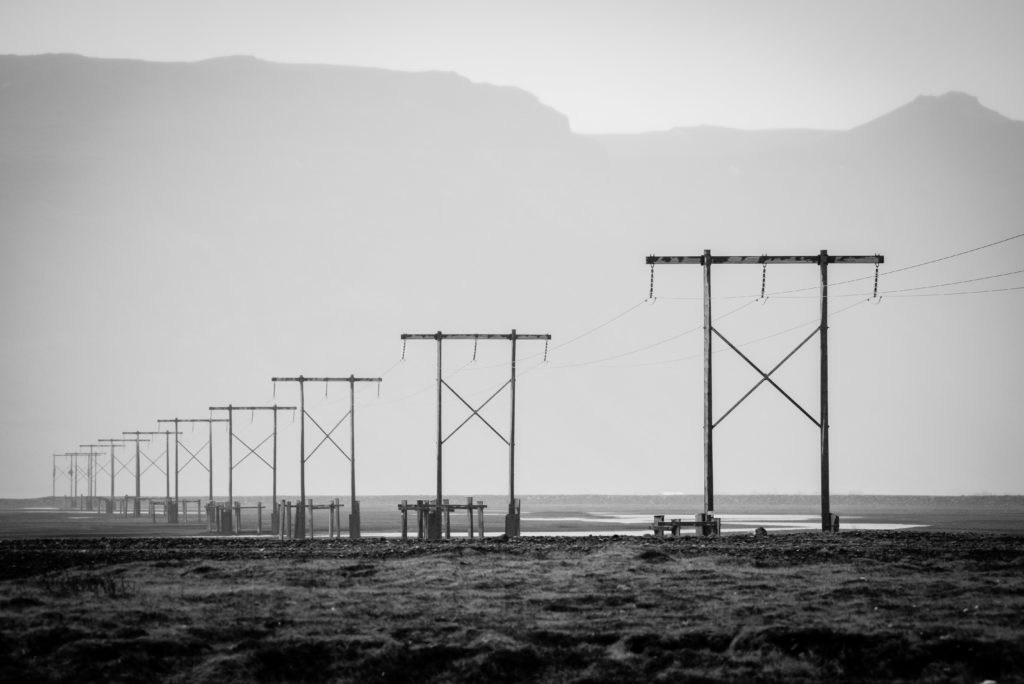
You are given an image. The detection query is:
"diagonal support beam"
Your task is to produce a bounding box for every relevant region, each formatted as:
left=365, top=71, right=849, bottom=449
left=712, top=327, right=821, bottom=428
left=232, top=433, right=274, bottom=470
left=441, top=379, right=511, bottom=445
left=713, top=325, right=822, bottom=428
left=304, top=410, right=351, bottom=463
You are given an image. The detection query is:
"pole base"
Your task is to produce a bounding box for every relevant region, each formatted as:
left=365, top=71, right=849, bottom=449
left=425, top=510, right=442, bottom=540
left=349, top=501, right=361, bottom=539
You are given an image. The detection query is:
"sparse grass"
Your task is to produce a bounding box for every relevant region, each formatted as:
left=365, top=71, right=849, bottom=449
left=0, top=533, right=1022, bottom=682
left=38, top=571, right=135, bottom=598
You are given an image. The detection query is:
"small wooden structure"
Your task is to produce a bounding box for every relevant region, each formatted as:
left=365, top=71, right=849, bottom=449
left=398, top=497, right=488, bottom=540
left=149, top=498, right=205, bottom=524
left=649, top=514, right=721, bottom=537
left=275, top=499, right=347, bottom=539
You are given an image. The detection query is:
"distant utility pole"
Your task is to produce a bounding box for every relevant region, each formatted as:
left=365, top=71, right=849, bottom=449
left=81, top=443, right=114, bottom=513
left=60, top=452, right=93, bottom=505
left=271, top=375, right=382, bottom=538
left=400, top=330, right=551, bottom=538
left=79, top=443, right=107, bottom=510
left=646, top=250, right=883, bottom=532
left=51, top=453, right=73, bottom=499
left=207, top=405, right=295, bottom=534
left=119, top=432, right=154, bottom=516
left=157, top=418, right=229, bottom=503
left=97, top=439, right=130, bottom=512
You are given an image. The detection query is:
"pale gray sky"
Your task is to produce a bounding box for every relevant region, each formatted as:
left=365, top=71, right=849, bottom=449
left=2, top=0, right=1023, bottom=132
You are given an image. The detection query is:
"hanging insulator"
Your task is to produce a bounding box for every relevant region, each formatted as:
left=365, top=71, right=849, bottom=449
left=250, top=410, right=254, bottom=424
left=472, top=338, right=478, bottom=362
left=377, top=382, right=381, bottom=399
left=543, top=339, right=549, bottom=362
left=648, top=263, right=655, bottom=300
left=758, top=258, right=768, bottom=303
left=872, top=261, right=880, bottom=300
left=273, top=380, right=276, bottom=399
left=401, top=339, right=407, bottom=361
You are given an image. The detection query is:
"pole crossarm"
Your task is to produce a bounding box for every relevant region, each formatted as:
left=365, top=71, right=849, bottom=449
left=209, top=406, right=297, bottom=412
left=401, top=333, right=551, bottom=340
left=272, top=377, right=382, bottom=383
left=646, top=255, right=884, bottom=265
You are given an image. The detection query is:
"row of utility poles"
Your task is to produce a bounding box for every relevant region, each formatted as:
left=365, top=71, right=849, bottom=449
left=53, top=327, right=549, bottom=540
left=56, top=374, right=380, bottom=537
left=51, top=247, right=881, bottom=538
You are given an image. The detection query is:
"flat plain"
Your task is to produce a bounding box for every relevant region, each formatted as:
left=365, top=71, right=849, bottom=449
left=1, top=529, right=1023, bottom=683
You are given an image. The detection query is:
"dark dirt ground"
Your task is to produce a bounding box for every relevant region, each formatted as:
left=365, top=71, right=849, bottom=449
left=1, top=531, right=1022, bottom=683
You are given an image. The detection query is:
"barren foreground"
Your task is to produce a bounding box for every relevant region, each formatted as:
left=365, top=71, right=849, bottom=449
left=1, top=532, right=1022, bottom=683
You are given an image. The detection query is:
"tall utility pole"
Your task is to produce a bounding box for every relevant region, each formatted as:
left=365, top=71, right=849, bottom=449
left=271, top=375, right=382, bottom=538
left=400, top=330, right=551, bottom=538
left=119, top=432, right=154, bottom=516
left=157, top=418, right=229, bottom=504
left=208, top=405, right=295, bottom=534
left=646, top=250, right=883, bottom=532
left=97, top=439, right=128, bottom=513
left=61, top=452, right=94, bottom=507
left=79, top=444, right=107, bottom=511
left=52, top=453, right=73, bottom=499
left=126, top=430, right=181, bottom=503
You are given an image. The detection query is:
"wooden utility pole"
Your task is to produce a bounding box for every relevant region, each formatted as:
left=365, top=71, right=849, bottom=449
left=157, top=418, right=229, bottom=505
left=207, top=405, right=295, bottom=534
left=270, top=376, right=381, bottom=538
left=646, top=251, right=883, bottom=532
left=400, top=330, right=551, bottom=538
left=115, top=433, right=151, bottom=516
left=79, top=444, right=108, bottom=511
left=97, top=439, right=128, bottom=512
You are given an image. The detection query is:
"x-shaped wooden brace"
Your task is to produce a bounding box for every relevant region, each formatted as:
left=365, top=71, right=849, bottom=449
left=441, top=379, right=511, bottom=446
left=305, top=410, right=351, bottom=463
left=712, top=324, right=822, bottom=429
left=232, top=432, right=275, bottom=470
left=176, top=439, right=211, bottom=473
left=138, top=448, right=166, bottom=477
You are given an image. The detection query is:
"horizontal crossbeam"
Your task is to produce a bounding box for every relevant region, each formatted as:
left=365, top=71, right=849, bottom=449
left=209, top=406, right=296, bottom=411
left=402, top=333, right=551, bottom=340
left=271, top=377, right=381, bottom=383
left=647, top=255, right=884, bottom=265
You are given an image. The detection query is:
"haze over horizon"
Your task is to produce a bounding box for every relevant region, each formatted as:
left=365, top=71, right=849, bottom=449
left=1, top=3, right=1023, bottom=501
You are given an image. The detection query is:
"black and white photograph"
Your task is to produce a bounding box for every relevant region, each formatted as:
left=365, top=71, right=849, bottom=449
left=1, top=1, right=1022, bottom=681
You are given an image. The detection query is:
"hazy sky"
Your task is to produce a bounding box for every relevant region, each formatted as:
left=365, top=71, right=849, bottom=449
left=2, top=0, right=1023, bottom=132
